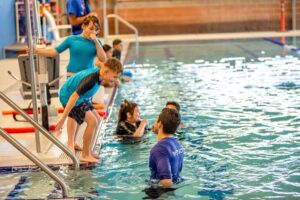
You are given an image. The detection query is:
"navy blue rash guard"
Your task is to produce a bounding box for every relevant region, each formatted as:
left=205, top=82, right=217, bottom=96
left=149, top=137, right=184, bottom=183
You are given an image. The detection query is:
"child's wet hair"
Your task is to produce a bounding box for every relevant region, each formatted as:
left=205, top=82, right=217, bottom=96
left=103, top=44, right=112, bottom=52
left=104, top=58, right=123, bottom=74
left=118, top=99, right=138, bottom=122
left=158, top=108, right=181, bottom=134
left=113, top=39, right=122, bottom=46
left=82, top=15, right=101, bottom=31
left=166, top=101, right=180, bottom=112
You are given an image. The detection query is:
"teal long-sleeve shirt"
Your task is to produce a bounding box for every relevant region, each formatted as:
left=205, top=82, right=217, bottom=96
left=55, top=35, right=102, bottom=73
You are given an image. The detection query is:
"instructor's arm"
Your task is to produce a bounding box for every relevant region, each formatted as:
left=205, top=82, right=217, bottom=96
left=69, top=13, right=96, bottom=25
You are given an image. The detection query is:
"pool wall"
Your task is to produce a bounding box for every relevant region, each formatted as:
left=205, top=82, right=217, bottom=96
left=93, top=0, right=300, bottom=36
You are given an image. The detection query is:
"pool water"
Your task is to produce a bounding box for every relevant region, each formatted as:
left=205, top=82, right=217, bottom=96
left=1, top=37, right=300, bottom=199
left=96, top=38, right=300, bottom=200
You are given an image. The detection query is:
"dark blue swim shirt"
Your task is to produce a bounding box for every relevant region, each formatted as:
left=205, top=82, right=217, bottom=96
left=149, top=137, right=184, bottom=183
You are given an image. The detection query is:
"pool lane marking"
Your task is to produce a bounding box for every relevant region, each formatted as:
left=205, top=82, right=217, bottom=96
left=263, top=38, right=300, bottom=52
left=235, top=44, right=260, bottom=58
left=6, top=176, right=27, bottom=199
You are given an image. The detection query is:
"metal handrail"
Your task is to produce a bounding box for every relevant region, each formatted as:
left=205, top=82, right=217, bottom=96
left=106, top=14, right=139, bottom=56
left=0, top=91, right=80, bottom=171
left=25, top=0, right=41, bottom=153
left=0, top=128, right=68, bottom=198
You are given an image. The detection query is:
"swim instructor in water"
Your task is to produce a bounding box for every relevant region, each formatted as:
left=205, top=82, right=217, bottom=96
left=149, top=108, right=184, bottom=187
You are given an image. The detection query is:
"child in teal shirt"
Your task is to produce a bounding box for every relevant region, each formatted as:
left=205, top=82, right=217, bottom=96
left=56, top=58, right=123, bottom=163
left=35, top=16, right=106, bottom=77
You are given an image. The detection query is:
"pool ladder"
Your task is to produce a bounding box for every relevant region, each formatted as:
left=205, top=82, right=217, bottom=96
left=0, top=91, right=80, bottom=198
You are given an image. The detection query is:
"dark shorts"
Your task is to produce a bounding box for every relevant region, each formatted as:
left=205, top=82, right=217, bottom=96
left=68, top=99, right=94, bottom=124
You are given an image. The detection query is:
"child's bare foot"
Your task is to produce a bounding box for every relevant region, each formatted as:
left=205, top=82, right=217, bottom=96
left=74, top=144, right=83, bottom=151
left=80, top=155, right=99, bottom=163
left=92, top=153, right=100, bottom=159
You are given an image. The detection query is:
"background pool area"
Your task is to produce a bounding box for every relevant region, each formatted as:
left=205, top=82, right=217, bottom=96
left=95, top=37, right=300, bottom=199
left=1, top=37, right=300, bottom=199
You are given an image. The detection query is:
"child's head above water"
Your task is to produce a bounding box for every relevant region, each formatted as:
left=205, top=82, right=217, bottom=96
left=118, top=99, right=140, bottom=123
left=166, top=101, right=180, bottom=112
left=157, top=108, right=181, bottom=135
left=152, top=101, right=181, bottom=134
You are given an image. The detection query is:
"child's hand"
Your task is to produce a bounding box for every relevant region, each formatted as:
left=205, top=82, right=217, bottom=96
left=55, top=118, right=65, bottom=131
left=141, top=119, right=148, bottom=125
left=90, top=33, right=97, bottom=41
left=151, top=118, right=158, bottom=133
left=114, top=79, right=120, bottom=87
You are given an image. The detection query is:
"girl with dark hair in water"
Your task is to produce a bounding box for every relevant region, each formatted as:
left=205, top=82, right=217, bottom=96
left=115, top=99, right=148, bottom=138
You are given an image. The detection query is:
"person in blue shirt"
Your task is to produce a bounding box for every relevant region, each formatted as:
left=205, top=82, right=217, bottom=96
left=66, top=0, right=96, bottom=35
left=35, top=16, right=106, bottom=77
left=55, top=58, right=123, bottom=163
left=149, top=108, right=184, bottom=187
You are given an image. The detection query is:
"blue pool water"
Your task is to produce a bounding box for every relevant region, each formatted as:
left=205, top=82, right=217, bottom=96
left=1, top=37, right=300, bottom=199
left=95, top=38, right=300, bottom=200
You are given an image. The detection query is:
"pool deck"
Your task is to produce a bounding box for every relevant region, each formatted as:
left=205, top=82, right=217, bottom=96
left=0, top=38, right=126, bottom=172
left=109, top=30, right=300, bottom=43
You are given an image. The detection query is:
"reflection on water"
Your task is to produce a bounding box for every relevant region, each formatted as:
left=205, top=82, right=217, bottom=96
left=93, top=51, right=300, bottom=199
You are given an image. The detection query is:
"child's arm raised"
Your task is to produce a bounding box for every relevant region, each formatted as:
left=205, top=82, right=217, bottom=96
left=55, top=92, right=79, bottom=131
left=133, top=119, right=148, bottom=137
left=90, top=33, right=106, bottom=62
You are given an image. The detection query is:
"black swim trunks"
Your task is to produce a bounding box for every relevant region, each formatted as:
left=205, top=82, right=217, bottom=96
left=68, top=99, right=94, bottom=124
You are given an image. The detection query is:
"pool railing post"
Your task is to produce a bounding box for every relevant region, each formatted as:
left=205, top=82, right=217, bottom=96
left=103, top=0, right=109, bottom=44
left=25, top=0, right=41, bottom=153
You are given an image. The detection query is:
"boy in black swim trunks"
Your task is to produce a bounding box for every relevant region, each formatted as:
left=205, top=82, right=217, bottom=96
left=56, top=58, right=123, bottom=163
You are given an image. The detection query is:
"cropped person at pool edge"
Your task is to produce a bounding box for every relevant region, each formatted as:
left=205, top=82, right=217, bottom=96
left=112, top=39, right=123, bottom=60
left=115, top=100, right=148, bottom=139
left=149, top=108, right=184, bottom=187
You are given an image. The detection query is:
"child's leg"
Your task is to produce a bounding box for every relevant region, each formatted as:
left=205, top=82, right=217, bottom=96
left=74, top=125, right=83, bottom=151
left=90, top=110, right=101, bottom=159
left=66, top=117, right=79, bottom=151
left=91, top=110, right=101, bottom=139
left=92, top=110, right=101, bottom=125
left=80, top=110, right=98, bottom=163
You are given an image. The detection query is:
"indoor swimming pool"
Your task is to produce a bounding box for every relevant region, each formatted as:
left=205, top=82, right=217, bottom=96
left=1, top=37, right=300, bottom=199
